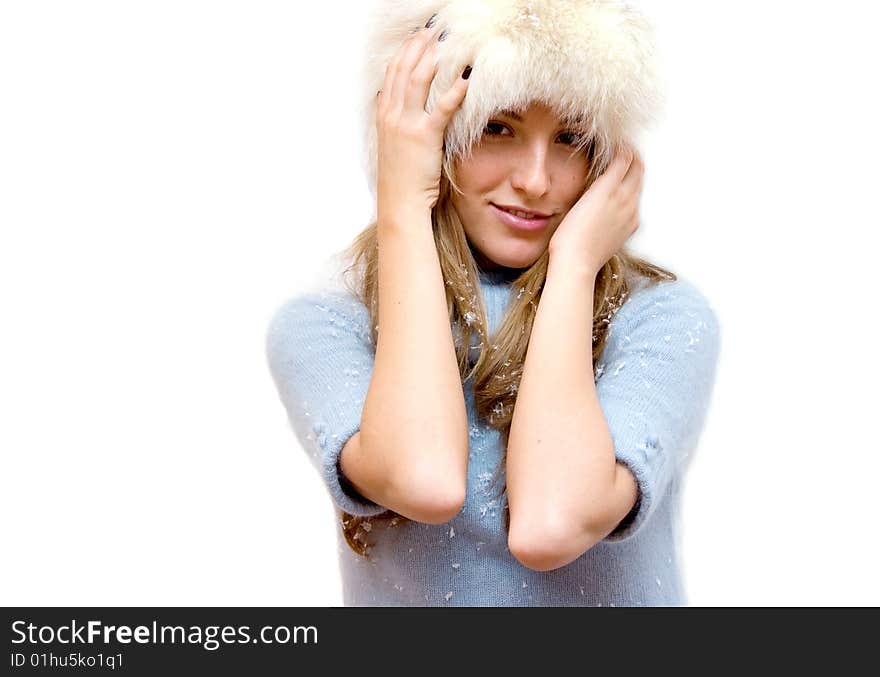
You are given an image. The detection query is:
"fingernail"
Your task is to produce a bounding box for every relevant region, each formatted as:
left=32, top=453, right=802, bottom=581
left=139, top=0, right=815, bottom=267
left=462, top=65, right=472, bottom=80
left=425, top=13, right=437, bottom=28
left=438, top=28, right=449, bottom=41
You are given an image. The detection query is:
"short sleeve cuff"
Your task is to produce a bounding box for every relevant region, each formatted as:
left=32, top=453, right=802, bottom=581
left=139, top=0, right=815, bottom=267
left=318, top=421, right=390, bottom=518
left=600, top=408, right=668, bottom=543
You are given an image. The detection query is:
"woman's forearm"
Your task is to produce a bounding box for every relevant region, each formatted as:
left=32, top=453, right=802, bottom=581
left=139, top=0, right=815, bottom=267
left=505, top=258, right=638, bottom=569
left=350, top=212, right=469, bottom=523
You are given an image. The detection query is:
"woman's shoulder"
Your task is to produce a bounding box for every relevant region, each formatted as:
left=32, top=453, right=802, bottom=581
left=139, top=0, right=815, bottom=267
left=614, top=272, right=721, bottom=342
left=625, top=272, right=716, bottom=314
left=273, top=285, right=367, bottom=319
left=266, top=281, right=373, bottom=350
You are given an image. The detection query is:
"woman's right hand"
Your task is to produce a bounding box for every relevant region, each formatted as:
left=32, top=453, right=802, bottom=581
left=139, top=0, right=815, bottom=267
left=376, top=20, right=472, bottom=224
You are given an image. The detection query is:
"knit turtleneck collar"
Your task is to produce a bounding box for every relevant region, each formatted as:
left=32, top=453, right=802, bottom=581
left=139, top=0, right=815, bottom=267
left=477, top=264, right=523, bottom=286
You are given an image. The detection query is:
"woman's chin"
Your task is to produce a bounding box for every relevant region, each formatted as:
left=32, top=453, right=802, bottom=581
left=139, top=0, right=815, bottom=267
left=467, top=233, right=547, bottom=272
left=482, top=246, right=544, bottom=271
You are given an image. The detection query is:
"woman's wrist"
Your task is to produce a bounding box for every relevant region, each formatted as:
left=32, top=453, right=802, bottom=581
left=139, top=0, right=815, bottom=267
left=546, top=248, right=601, bottom=283
left=377, top=206, right=433, bottom=234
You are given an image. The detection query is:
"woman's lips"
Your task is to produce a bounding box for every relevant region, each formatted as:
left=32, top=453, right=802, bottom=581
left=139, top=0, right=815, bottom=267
left=490, top=203, right=551, bottom=231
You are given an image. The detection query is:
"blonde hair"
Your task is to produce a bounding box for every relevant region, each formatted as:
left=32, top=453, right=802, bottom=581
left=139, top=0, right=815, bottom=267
left=336, top=137, right=676, bottom=557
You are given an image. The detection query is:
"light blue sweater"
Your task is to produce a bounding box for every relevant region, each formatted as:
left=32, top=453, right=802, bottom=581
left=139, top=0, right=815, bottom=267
left=266, top=266, right=720, bottom=606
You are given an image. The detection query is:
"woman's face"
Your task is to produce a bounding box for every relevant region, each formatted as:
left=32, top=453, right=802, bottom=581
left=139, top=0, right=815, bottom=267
left=450, top=101, right=591, bottom=272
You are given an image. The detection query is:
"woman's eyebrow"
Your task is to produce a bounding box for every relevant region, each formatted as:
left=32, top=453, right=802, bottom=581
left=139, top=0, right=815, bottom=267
left=496, top=109, right=588, bottom=130
left=497, top=109, right=523, bottom=121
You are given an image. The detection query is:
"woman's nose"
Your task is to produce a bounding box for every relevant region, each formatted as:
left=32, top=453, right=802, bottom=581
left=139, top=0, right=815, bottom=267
left=510, top=148, right=551, bottom=197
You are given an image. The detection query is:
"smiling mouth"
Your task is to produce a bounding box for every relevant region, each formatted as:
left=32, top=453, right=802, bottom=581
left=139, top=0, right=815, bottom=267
left=490, top=203, right=552, bottom=231
left=491, top=204, right=552, bottom=219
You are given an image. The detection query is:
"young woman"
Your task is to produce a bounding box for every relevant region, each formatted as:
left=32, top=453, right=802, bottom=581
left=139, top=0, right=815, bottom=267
left=266, top=0, right=720, bottom=606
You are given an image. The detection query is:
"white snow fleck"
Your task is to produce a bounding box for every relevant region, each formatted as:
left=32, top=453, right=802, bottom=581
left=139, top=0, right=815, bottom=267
left=522, top=581, right=528, bottom=588
left=477, top=471, right=493, bottom=493
left=452, top=563, right=460, bottom=569
left=579, top=586, right=585, bottom=596
left=449, top=526, right=455, bottom=538
left=445, top=591, right=453, bottom=601
left=612, top=361, right=626, bottom=376
left=656, top=577, right=662, bottom=587
left=479, top=499, right=499, bottom=518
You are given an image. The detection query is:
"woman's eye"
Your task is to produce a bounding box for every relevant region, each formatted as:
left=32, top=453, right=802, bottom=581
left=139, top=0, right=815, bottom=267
left=559, top=131, right=585, bottom=147
left=483, top=122, right=509, bottom=136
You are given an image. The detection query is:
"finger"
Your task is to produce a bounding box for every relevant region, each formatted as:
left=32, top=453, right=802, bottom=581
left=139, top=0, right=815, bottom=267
left=389, top=23, right=443, bottom=115
left=380, top=21, right=435, bottom=113
left=429, top=64, right=472, bottom=131
left=379, top=50, right=404, bottom=115
left=593, top=144, right=633, bottom=189
left=620, top=150, right=644, bottom=195
left=404, top=38, right=439, bottom=114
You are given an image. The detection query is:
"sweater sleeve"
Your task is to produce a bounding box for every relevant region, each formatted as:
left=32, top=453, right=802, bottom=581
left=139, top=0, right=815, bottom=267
left=596, top=278, right=721, bottom=542
left=265, top=290, right=389, bottom=517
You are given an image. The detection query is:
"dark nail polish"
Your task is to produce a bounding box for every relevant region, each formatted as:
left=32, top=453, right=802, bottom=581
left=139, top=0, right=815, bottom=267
left=425, top=13, right=437, bottom=29
left=438, top=28, right=449, bottom=41
left=462, top=65, right=472, bottom=80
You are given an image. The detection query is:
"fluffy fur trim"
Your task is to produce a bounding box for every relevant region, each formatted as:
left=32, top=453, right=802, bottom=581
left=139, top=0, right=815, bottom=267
left=360, top=0, right=665, bottom=198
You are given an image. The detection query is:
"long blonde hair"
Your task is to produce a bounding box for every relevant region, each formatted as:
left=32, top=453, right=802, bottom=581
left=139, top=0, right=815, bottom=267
left=336, top=139, right=676, bottom=556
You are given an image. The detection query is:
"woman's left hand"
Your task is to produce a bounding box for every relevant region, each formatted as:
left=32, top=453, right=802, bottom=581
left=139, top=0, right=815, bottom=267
left=548, top=145, right=644, bottom=276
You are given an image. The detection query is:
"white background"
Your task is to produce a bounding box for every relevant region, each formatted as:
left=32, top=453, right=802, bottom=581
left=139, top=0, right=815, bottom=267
left=2, top=1, right=878, bottom=606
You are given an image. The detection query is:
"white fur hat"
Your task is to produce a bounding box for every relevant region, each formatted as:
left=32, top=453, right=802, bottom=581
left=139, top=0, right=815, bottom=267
left=360, top=0, right=665, bottom=200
